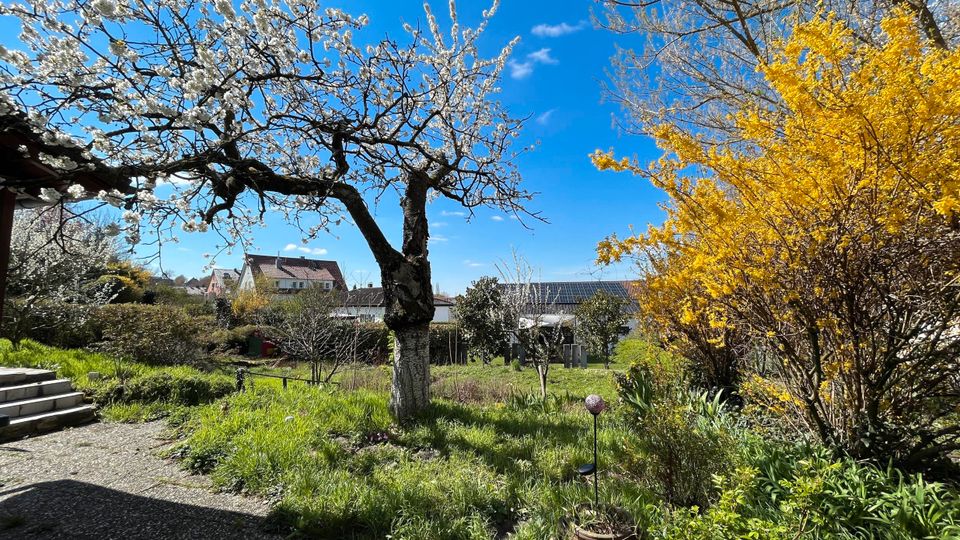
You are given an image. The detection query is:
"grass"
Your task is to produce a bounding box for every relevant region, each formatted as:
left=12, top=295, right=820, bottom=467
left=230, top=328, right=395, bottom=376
left=249, top=361, right=621, bottom=407
left=174, top=384, right=647, bottom=539
left=0, top=340, right=233, bottom=421
left=7, top=337, right=959, bottom=538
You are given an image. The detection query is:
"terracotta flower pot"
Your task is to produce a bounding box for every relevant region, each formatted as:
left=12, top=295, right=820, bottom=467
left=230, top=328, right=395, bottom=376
left=572, top=523, right=635, bottom=540
left=569, top=505, right=636, bottom=540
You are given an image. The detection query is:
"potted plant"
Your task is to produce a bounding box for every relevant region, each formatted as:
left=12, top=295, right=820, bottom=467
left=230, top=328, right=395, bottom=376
left=571, top=503, right=637, bottom=540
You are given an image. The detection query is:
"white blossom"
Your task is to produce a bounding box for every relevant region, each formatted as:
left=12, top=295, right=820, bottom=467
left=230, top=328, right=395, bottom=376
left=91, top=0, right=117, bottom=18
left=39, top=187, right=62, bottom=203
left=66, top=184, right=86, bottom=198
left=122, top=210, right=141, bottom=224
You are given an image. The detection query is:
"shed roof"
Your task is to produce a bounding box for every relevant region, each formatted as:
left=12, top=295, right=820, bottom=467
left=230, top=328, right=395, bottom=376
left=342, top=286, right=455, bottom=308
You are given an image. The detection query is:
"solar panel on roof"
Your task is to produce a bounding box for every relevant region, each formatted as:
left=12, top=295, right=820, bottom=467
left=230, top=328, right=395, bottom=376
left=498, top=281, right=633, bottom=305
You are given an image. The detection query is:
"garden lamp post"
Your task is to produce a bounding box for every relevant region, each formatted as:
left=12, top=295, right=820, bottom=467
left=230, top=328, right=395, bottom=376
left=579, top=394, right=606, bottom=508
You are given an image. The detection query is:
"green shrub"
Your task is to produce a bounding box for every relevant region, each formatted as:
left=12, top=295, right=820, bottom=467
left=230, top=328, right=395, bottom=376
left=95, top=274, right=145, bottom=303
left=95, top=304, right=202, bottom=365
left=617, top=358, right=738, bottom=508
left=119, top=369, right=234, bottom=406
left=2, top=301, right=98, bottom=349
left=428, top=323, right=467, bottom=365
left=183, top=302, right=215, bottom=317
left=612, top=336, right=688, bottom=389
left=348, top=323, right=391, bottom=364
left=664, top=444, right=960, bottom=539
left=633, top=401, right=736, bottom=508
left=203, top=324, right=260, bottom=354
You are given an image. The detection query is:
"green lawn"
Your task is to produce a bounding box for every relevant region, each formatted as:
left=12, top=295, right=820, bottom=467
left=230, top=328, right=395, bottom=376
left=175, top=384, right=642, bottom=539
left=240, top=360, right=620, bottom=407
left=5, top=339, right=959, bottom=539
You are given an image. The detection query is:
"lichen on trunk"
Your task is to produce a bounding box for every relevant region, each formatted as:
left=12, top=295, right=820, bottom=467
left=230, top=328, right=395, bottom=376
left=389, top=323, right=431, bottom=419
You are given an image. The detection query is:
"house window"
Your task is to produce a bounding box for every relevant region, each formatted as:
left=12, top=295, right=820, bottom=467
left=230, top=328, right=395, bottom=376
left=324, top=282, right=331, bottom=290
left=274, top=281, right=279, bottom=288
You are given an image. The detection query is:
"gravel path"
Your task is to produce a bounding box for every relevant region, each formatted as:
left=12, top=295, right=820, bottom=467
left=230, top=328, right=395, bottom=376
left=0, top=421, right=282, bottom=539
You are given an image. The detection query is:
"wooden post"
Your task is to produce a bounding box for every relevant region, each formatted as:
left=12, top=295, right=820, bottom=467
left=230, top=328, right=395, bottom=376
left=0, top=188, right=16, bottom=327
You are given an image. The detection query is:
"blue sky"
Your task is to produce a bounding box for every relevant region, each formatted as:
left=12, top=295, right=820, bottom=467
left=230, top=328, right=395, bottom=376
left=4, top=1, right=667, bottom=294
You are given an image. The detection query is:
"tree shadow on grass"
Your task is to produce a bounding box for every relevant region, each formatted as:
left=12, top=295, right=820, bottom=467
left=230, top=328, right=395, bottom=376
left=403, top=401, right=592, bottom=480
left=0, top=480, right=282, bottom=539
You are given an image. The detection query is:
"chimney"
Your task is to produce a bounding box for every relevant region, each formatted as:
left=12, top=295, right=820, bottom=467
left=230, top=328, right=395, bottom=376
left=367, top=283, right=373, bottom=288
left=275, top=252, right=281, bottom=269
left=300, top=255, right=305, bottom=259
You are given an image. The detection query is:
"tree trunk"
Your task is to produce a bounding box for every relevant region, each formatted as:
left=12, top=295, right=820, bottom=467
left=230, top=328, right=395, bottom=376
left=537, top=362, right=549, bottom=399
left=390, top=323, right=431, bottom=419
left=335, top=175, right=435, bottom=420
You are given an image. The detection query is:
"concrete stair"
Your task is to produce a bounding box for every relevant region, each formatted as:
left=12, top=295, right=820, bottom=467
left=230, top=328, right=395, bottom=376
left=0, top=368, right=95, bottom=441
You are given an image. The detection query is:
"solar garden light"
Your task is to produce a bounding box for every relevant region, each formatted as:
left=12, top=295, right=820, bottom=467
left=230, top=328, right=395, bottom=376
left=579, top=394, right=606, bottom=509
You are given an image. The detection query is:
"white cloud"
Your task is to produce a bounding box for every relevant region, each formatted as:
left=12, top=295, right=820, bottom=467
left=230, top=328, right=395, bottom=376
left=535, top=109, right=556, bottom=126
left=429, top=234, right=449, bottom=244
left=508, top=48, right=559, bottom=80
left=527, top=48, right=558, bottom=65
left=508, top=60, right=534, bottom=79
left=284, top=243, right=328, bottom=256
left=531, top=21, right=587, bottom=38
left=158, top=171, right=196, bottom=186
left=463, top=259, right=485, bottom=268
left=433, top=221, right=449, bottom=228
left=491, top=215, right=505, bottom=222
left=440, top=210, right=466, bottom=217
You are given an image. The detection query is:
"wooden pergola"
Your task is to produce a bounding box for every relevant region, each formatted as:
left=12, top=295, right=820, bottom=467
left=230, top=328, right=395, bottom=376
left=0, top=109, right=131, bottom=322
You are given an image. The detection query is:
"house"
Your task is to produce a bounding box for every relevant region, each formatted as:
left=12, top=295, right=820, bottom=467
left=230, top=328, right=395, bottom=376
left=334, top=284, right=456, bottom=323
left=498, top=280, right=640, bottom=337
left=147, top=275, right=207, bottom=296
left=237, top=253, right=347, bottom=294
left=206, top=268, right=240, bottom=298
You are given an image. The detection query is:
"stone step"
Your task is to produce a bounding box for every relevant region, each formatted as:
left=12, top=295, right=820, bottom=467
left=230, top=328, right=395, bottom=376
left=0, top=379, right=74, bottom=404
left=0, top=367, right=57, bottom=387
left=0, top=404, right=96, bottom=441
left=0, top=392, right=84, bottom=419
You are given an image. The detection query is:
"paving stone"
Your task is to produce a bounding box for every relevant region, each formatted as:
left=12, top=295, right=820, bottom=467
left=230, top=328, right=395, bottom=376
left=0, top=422, right=283, bottom=539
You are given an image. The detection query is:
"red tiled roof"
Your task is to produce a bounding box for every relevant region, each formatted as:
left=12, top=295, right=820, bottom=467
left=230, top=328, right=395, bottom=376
left=244, top=254, right=346, bottom=290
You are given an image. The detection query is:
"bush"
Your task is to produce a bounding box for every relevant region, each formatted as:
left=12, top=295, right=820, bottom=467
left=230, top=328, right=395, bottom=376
left=428, top=323, right=468, bottom=364
left=331, top=323, right=391, bottom=364
left=96, top=304, right=202, bottom=365
left=2, top=300, right=98, bottom=349
left=617, top=357, right=737, bottom=508
left=612, top=336, right=688, bottom=389
left=622, top=397, right=736, bottom=508
left=202, top=324, right=261, bottom=354
left=214, top=298, right=236, bottom=328
left=665, top=442, right=960, bottom=539
left=95, top=274, right=145, bottom=303
left=92, top=369, right=234, bottom=407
